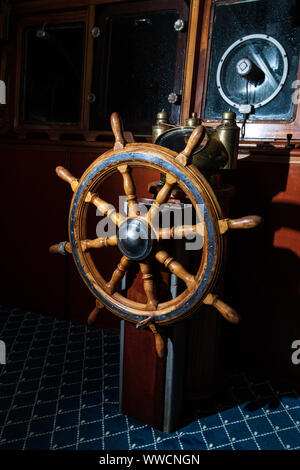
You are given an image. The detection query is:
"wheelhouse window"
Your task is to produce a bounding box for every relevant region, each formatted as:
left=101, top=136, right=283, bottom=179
left=20, top=22, right=85, bottom=125
left=90, top=0, right=189, bottom=135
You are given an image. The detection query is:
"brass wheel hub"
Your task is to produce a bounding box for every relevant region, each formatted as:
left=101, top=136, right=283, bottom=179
left=117, top=218, right=154, bottom=261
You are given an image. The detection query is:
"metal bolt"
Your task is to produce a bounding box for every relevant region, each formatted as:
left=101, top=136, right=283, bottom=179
left=91, top=26, right=100, bottom=38
left=88, top=93, right=96, bottom=104
left=174, top=19, right=185, bottom=32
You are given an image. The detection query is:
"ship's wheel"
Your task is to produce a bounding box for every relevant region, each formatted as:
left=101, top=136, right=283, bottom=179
left=50, top=113, right=261, bottom=356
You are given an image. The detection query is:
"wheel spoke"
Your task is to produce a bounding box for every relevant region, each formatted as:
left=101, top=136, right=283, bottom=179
left=87, top=299, right=104, bottom=326
left=118, top=164, right=138, bottom=217
left=176, top=125, right=205, bottom=166
left=111, top=112, right=126, bottom=150
left=139, top=261, right=158, bottom=310
left=203, top=294, right=240, bottom=324
left=158, top=223, right=204, bottom=240
left=85, top=191, right=124, bottom=227
left=49, top=235, right=117, bottom=255
left=148, top=323, right=166, bottom=359
left=56, top=166, right=79, bottom=192
left=55, top=166, right=124, bottom=226
left=218, top=215, right=262, bottom=234
left=49, top=241, right=72, bottom=255
left=147, top=174, right=177, bottom=226
left=155, top=249, right=196, bottom=290
left=106, top=256, right=132, bottom=295
left=81, top=235, right=117, bottom=251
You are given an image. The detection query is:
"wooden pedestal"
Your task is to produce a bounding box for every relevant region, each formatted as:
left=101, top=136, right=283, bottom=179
left=119, top=185, right=235, bottom=432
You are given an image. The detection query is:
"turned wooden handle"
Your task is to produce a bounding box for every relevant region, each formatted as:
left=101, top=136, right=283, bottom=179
left=56, top=166, right=78, bottom=192
left=149, top=324, right=165, bottom=359
left=219, top=215, right=262, bottom=234
left=56, top=166, right=76, bottom=184
left=156, top=174, right=177, bottom=205
left=118, top=165, right=136, bottom=198
left=203, top=294, right=240, bottom=324
left=87, top=300, right=104, bottom=326
left=140, top=262, right=158, bottom=310
left=49, top=242, right=71, bottom=254
left=228, top=215, right=262, bottom=230
left=155, top=250, right=196, bottom=290
left=88, top=305, right=100, bottom=326
left=106, top=256, right=132, bottom=295
left=118, top=164, right=137, bottom=215
left=83, top=236, right=117, bottom=250
left=49, top=237, right=117, bottom=255
left=49, top=243, right=60, bottom=254
left=147, top=175, right=177, bottom=225
left=86, top=193, right=123, bottom=226
left=111, top=112, right=126, bottom=150
left=159, top=223, right=204, bottom=239
left=176, top=125, right=205, bottom=166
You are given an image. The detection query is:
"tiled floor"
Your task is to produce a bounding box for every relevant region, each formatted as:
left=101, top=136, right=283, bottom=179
left=0, top=305, right=300, bottom=450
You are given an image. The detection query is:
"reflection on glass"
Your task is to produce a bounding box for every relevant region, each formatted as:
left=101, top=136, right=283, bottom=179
left=205, top=0, right=299, bottom=121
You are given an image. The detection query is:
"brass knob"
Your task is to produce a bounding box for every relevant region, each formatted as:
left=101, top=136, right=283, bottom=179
left=168, top=92, right=180, bottom=104
left=186, top=112, right=201, bottom=127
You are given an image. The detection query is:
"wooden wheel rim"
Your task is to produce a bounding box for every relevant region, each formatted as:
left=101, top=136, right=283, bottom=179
left=69, top=145, right=224, bottom=325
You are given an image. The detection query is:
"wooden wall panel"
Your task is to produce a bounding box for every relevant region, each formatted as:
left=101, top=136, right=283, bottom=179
left=222, top=159, right=300, bottom=387
left=0, top=146, right=68, bottom=317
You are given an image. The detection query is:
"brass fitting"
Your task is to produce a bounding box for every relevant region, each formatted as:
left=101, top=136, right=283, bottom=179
left=185, top=112, right=201, bottom=128
left=152, top=109, right=170, bottom=143
left=215, top=110, right=240, bottom=169
left=191, top=128, right=228, bottom=171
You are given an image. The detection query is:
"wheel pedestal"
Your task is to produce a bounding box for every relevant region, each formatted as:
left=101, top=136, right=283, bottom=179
left=119, top=185, right=236, bottom=432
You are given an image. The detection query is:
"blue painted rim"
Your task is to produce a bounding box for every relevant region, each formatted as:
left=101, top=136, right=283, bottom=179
left=70, top=151, right=217, bottom=323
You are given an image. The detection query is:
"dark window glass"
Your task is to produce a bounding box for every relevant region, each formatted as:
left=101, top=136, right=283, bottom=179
left=20, top=22, right=85, bottom=125
left=91, top=0, right=189, bottom=135
left=205, top=0, right=299, bottom=122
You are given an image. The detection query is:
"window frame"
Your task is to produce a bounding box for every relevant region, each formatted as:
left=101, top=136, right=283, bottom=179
left=14, top=8, right=94, bottom=137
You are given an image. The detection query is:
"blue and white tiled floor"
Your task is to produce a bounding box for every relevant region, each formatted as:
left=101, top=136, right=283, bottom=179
left=0, top=305, right=300, bottom=450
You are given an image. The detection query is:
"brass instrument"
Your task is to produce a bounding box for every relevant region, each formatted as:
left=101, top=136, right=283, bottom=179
left=152, top=109, right=240, bottom=172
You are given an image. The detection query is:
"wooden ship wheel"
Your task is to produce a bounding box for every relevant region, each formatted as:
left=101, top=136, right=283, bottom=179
left=50, top=113, right=261, bottom=355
